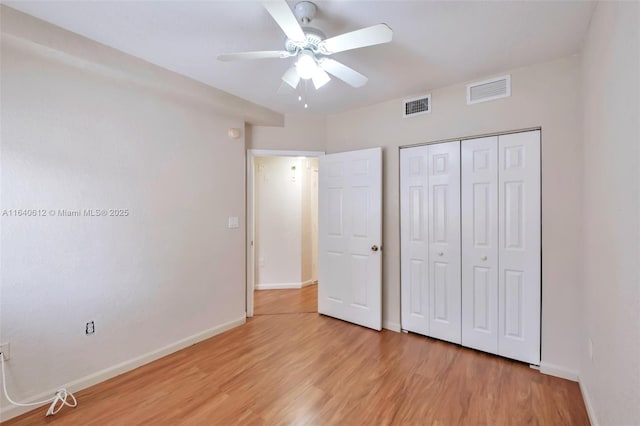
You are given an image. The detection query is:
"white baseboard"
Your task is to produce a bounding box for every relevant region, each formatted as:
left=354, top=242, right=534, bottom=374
left=579, top=377, right=599, bottom=426
left=539, top=362, right=579, bottom=382
left=383, top=320, right=401, bottom=332
left=301, top=280, right=317, bottom=288
left=0, top=315, right=246, bottom=422
left=255, top=281, right=314, bottom=290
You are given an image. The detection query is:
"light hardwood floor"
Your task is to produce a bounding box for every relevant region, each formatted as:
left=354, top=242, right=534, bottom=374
left=4, top=289, right=588, bottom=425
left=254, top=285, right=318, bottom=315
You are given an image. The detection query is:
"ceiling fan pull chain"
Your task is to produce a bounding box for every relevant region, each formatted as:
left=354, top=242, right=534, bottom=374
left=303, top=79, right=309, bottom=109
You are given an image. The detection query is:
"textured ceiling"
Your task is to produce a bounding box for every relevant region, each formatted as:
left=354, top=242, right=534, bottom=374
left=5, top=1, right=596, bottom=114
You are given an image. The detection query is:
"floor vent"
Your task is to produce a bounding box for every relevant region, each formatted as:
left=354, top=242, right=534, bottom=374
left=403, top=94, right=431, bottom=117
left=467, top=75, right=511, bottom=105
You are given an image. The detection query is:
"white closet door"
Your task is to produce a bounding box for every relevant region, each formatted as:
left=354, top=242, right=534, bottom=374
left=400, top=146, right=430, bottom=335
left=461, top=137, right=499, bottom=354
left=427, top=141, right=461, bottom=344
left=497, top=131, right=541, bottom=364
left=400, top=142, right=461, bottom=341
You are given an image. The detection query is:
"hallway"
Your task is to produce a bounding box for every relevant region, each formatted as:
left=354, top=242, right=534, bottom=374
left=253, top=285, right=318, bottom=316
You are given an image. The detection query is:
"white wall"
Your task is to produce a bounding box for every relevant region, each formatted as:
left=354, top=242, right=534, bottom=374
left=326, top=56, right=584, bottom=373
left=254, top=156, right=318, bottom=289
left=255, top=156, right=303, bottom=288
left=0, top=7, right=281, bottom=420
left=580, top=2, right=640, bottom=424
left=248, top=113, right=326, bottom=151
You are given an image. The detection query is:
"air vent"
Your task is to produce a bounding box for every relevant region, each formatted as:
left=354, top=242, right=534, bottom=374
left=467, top=75, right=511, bottom=105
left=403, top=94, right=431, bottom=117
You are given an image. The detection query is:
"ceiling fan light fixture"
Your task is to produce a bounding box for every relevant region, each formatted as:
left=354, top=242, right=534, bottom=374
left=295, top=50, right=318, bottom=80
left=282, top=66, right=301, bottom=89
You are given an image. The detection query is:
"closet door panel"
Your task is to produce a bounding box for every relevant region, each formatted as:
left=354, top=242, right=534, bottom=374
left=427, top=141, right=461, bottom=344
left=400, top=146, right=430, bottom=335
left=461, top=137, right=499, bottom=354
left=498, top=131, right=541, bottom=364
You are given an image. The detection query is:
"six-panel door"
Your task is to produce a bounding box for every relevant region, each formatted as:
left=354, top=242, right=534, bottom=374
left=318, top=147, right=382, bottom=331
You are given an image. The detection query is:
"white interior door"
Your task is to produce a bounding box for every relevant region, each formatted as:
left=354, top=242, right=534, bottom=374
left=400, top=141, right=460, bottom=343
left=427, top=141, right=461, bottom=344
left=318, top=148, right=382, bottom=330
left=400, top=146, right=430, bottom=335
left=497, top=131, right=541, bottom=364
left=461, top=136, right=499, bottom=354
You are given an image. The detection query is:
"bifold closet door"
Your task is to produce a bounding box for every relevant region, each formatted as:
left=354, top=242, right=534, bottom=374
left=497, top=131, right=541, bottom=364
left=461, top=130, right=541, bottom=365
left=461, top=137, right=499, bottom=355
left=401, top=141, right=461, bottom=343
left=427, top=142, right=461, bottom=343
left=400, top=145, right=429, bottom=336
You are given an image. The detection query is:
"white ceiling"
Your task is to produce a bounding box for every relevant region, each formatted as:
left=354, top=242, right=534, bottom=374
left=5, top=0, right=596, bottom=115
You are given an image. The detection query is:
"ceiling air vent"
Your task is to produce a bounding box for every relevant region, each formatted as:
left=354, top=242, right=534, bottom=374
left=467, top=75, right=511, bottom=105
left=403, top=94, right=431, bottom=118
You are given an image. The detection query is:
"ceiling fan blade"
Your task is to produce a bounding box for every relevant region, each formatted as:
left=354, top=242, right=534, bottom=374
left=319, top=59, right=368, bottom=88
left=281, top=66, right=300, bottom=89
left=217, top=51, right=291, bottom=61
left=263, top=1, right=306, bottom=43
left=312, top=68, right=331, bottom=90
left=319, top=23, right=393, bottom=54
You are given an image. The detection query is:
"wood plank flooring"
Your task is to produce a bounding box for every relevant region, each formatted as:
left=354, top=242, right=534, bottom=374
left=253, top=285, right=318, bottom=315
left=4, top=308, right=588, bottom=425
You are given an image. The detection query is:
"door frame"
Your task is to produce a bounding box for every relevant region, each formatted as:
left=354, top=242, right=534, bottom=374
left=246, top=149, right=325, bottom=317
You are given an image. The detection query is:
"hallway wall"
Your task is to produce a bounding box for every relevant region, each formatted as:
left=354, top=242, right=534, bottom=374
left=255, top=156, right=303, bottom=288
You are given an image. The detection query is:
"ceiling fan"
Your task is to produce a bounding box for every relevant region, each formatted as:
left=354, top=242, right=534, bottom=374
left=217, top=1, right=393, bottom=91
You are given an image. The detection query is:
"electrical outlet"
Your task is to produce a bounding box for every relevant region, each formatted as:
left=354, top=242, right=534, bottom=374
left=0, top=342, right=10, bottom=361
left=86, top=321, right=95, bottom=335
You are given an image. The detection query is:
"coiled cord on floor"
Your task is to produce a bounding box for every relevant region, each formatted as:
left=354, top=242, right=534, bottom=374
left=0, top=352, right=77, bottom=416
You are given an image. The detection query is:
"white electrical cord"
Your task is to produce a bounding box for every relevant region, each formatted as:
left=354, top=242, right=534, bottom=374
left=0, top=353, right=77, bottom=416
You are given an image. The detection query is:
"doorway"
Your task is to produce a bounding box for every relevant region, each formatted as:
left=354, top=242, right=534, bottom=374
left=246, top=150, right=323, bottom=317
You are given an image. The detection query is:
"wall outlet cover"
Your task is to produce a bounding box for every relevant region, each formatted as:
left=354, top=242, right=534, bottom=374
left=86, top=321, right=95, bottom=335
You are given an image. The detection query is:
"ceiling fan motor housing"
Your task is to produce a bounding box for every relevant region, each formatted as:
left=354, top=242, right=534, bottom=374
left=285, top=26, right=326, bottom=54
left=294, top=1, right=317, bottom=24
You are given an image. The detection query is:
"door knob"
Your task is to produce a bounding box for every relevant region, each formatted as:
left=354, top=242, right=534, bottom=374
left=481, top=256, right=487, bottom=261
left=371, top=245, right=379, bottom=252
